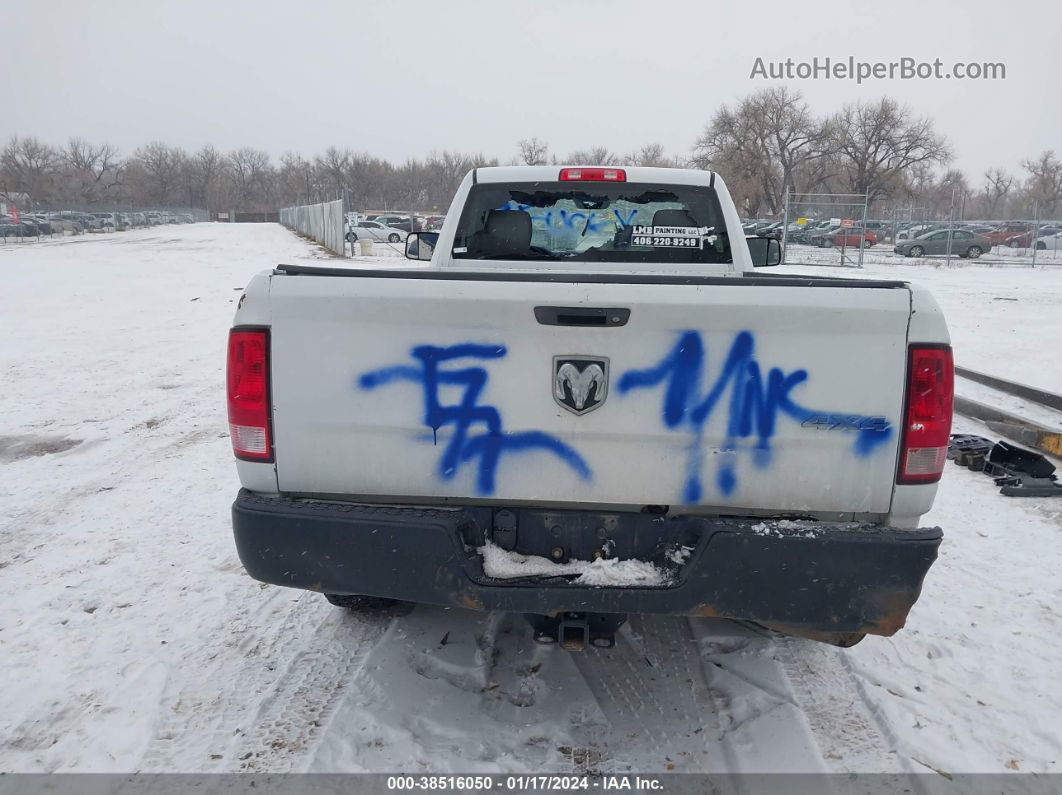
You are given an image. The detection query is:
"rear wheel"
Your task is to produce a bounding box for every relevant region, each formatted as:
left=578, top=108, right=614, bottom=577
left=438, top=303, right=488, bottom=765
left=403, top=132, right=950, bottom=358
left=346, top=231, right=358, bottom=242
left=324, top=593, right=403, bottom=612
left=388, top=233, right=401, bottom=243
left=822, top=238, right=833, bottom=248
left=1035, top=241, right=1046, bottom=250
left=909, top=245, right=924, bottom=257
left=966, top=246, right=982, bottom=259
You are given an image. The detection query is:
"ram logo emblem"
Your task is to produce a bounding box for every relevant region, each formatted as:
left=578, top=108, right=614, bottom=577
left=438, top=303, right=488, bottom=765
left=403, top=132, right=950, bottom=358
left=553, top=356, right=609, bottom=415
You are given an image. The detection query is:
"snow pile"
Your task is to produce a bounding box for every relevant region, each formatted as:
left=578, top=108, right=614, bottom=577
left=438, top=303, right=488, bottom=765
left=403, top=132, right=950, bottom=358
left=667, top=544, right=694, bottom=564
left=478, top=541, right=669, bottom=586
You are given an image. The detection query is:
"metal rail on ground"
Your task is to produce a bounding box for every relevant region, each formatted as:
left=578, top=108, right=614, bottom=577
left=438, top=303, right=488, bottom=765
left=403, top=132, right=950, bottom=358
left=953, top=370, right=1062, bottom=458
left=955, top=367, right=1062, bottom=412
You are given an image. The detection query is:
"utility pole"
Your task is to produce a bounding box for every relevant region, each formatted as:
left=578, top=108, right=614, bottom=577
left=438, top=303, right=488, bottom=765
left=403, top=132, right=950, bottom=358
left=780, top=187, right=791, bottom=266
left=944, top=187, right=956, bottom=266
left=1031, top=200, right=1040, bottom=268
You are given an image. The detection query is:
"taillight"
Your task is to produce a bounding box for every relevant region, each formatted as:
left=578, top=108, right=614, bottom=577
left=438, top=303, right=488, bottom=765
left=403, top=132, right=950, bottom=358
left=559, top=167, right=626, bottom=182
left=227, top=328, right=272, bottom=461
left=897, top=344, right=953, bottom=484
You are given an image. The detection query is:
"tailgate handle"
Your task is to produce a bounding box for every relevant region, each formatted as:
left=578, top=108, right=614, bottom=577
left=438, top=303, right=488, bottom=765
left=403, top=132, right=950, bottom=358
left=534, top=306, right=630, bottom=327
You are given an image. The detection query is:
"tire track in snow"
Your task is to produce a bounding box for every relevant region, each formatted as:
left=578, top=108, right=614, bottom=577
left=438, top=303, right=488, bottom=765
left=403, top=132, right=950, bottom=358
left=230, top=606, right=390, bottom=772
left=774, top=634, right=910, bottom=774
left=139, top=589, right=376, bottom=771
left=568, top=616, right=718, bottom=773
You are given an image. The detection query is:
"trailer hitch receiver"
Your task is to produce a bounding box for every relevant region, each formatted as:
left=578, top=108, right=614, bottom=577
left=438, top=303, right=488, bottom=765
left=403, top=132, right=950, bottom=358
left=525, top=612, right=628, bottom=651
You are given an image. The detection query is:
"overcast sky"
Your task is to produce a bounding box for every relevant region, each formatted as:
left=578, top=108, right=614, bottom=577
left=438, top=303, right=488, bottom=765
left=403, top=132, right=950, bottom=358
left=7, top=0, right=1058, bottom=180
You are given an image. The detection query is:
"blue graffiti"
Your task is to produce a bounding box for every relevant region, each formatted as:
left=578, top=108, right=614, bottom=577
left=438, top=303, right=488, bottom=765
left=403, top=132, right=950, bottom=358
left=494, top=201, right=642, bottom=231
left=359, top=343, right=591, bottom=496
left=618, top=331, right=893, bottom=503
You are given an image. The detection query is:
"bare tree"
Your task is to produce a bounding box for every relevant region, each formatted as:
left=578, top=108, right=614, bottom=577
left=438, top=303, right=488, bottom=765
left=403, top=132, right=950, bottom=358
left=278, top=152, right=319, bottom=205
left=564, top=146, right=619, bottom=165
left=1020, top=151, right=1062, bottom=214
left=189, top=145, right=227, bottom=209
left=919, top=169, right=970, bottom=219
left=830, top=98, right=950, bottom=204
left=517, top=137, right=549, bottom=166
left=979, top=168, right=1014, bottom=218
left=315, top=147, right=352, bottom=198
left=63, top=138, right=123, bottom=204
left=1, top=136, right=60, bottom=202
left=228, top=148, right=274, bottom=210
left=693, top=88, right=829, bottom=215
left=131, top=141, right=187, bottom=205
left=692, top=102, right=770, bottom=214
left=624, top=143, right=683, bottom=167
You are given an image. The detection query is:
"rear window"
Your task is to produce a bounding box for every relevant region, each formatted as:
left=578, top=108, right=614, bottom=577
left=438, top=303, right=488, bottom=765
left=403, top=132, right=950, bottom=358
left=452, top=181, right=731, bottom=264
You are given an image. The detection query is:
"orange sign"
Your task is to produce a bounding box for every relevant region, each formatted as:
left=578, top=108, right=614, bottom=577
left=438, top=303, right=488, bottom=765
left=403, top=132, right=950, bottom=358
left=840, top=218, right=855, bottom=228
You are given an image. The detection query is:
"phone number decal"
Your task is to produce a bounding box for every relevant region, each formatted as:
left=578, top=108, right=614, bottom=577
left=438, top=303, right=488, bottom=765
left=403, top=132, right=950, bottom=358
left=631, top=235, right=701, bottom=248
left=630, top=224, right=703, bottom=249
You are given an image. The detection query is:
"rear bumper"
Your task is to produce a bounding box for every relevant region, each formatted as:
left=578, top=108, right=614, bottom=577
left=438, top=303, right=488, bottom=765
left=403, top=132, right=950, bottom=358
left=232, top=490, right=942, bottom=637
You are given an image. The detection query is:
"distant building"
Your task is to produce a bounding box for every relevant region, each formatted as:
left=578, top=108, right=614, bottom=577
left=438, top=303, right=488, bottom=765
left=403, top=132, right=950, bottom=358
left=0, top=191, right=33, bottom=214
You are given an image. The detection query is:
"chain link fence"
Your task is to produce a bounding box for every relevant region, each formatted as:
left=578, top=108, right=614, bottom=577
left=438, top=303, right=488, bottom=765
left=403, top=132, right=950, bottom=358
left=780, top=192, right=870, bottom=268
left=279, top=200, right=346, bottom=256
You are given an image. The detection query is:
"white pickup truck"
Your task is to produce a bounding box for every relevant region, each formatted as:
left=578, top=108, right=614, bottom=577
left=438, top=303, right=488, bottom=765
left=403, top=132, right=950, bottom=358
left=228, top=166, right=952, bottom=649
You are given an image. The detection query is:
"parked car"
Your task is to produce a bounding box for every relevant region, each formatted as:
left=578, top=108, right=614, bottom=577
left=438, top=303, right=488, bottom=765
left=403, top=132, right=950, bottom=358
left=372, top=214, right=410, bottom=226
left=825, top=228, right=877, bottom=247
left=374, top=216, right=415, bottom=233
left=984, top=222, right=1032, bottom=247
left=1, top=216, right=27, bottom=237
left=897, top=223, right=943, bottom=241
left=229, top=164, right=952, bottom=650
left=807, top=225, right=842, bottom=246
left=894, top=229, right=991, bottom=259
left=1034, top=231, right=1062, bottom=250
left=26, top=215, right=54, bottom=235
left=1005, top=226, right=1062, bottom=248
left=0, top=216, right=39, bottom=237
left=145, top=211, right=163, bottom=225
left=56, top=211, right=99, bottom=229
left=794, top=221, right=833, bottom=244
left=346, top=219, right=407, bottom=243
left=45, top=214, right=83, bottom=234
left=760, top=221, right=785, bottom=240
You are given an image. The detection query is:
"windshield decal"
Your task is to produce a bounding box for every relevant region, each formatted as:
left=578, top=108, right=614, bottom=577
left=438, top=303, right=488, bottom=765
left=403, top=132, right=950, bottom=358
left=630, top=225, right=706, bottom=248
left=359, top=344, right=591, bottom=495
left=618, top=331, right=893, bottom=503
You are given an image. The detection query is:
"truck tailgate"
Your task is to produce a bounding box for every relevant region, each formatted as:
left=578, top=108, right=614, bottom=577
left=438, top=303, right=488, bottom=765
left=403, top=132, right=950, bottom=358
left=267, top=271, right=911, bottom=515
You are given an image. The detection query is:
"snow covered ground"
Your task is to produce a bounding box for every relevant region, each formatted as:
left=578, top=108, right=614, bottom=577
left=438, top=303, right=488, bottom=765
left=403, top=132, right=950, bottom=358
left=1, top=224, right=1060, bottom=777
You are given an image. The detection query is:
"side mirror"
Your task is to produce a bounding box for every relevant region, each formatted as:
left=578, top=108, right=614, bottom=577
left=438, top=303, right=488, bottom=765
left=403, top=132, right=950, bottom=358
left=405, top=231, right=439, bottom=261
left=747, top=235, right=781, bottom=267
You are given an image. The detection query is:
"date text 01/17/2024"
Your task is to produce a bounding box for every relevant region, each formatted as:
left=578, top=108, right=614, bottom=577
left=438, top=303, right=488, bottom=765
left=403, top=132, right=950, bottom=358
left=385, top=774, right=665, bottom=790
